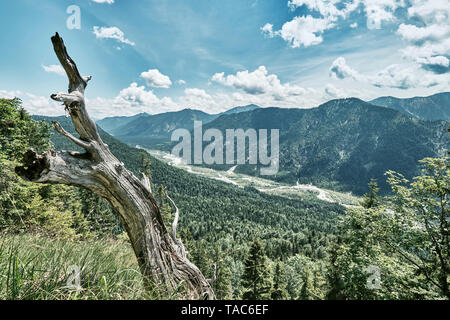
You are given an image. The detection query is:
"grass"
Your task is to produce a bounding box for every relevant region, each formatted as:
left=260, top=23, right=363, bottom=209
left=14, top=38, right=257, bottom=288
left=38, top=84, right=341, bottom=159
left=0, top=233, right=172, bottom=300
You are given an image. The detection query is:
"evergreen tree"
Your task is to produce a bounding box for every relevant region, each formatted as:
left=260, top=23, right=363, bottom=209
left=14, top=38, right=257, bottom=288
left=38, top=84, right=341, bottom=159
left=241, top=238, right=272, bottom=300
left=212, top=246, right=233, bottom=299
left=0, top=98, right=89, bottom=238
left=270, top=261, right=288, bottom=300
left=360, top=178, right=380, bottom=209
left=326, top=237, right=345, bottom=300
left=298, top=266, right=314, bottom=300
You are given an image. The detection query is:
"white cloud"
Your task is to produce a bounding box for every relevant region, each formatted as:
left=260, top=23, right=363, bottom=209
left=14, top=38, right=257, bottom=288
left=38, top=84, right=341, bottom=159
left=324, top=83, right=348, bottom=98
left=212, top=66, right=306, bottom=100
left=397, top=24, right=450, bottom=44
left=184, top=88, right=212, bottom=99
left=395, top=0, right=450, bottom=74
left=264, top=0, right=410, bottom=48
left=140, top=69, right=172, bottom=88
left=362, top=0, right=403, bottom=30
left=329, top=57, right=361, bottom=80
left=0, top=90, right=64, bottom=116
left=93, top=26, right=135, bottom=46
left=350, top=22, right=358, bottom=28
left=86, top=83, right=178, bottom=118
left=0, top=90, right=22, bottom=100
left=42, top=64, right=65, bottom=76
left=329, top=56, right=450, bottom=89
left=288, top=0, right=347, bottom=17
left=261, top=23, right=275, bottom=38
left=91, top=0, right=114, bottom=3
left=279, top=15, right=335, bottom=47
left=177, top=80, right=186, bottom=85
left=262, top=15, right=335, bottom=48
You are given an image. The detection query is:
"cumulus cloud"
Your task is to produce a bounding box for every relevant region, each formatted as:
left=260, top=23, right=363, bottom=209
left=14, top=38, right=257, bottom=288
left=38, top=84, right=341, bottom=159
left=140, top=69, right=172, bottom=88
left=329, top=56, right=449, bottom=89
left=262, top=15, right=335, bottom=48
left=212, top=66, right=305, bottom=100
left=93, top=26, right=135, bottom=46
left=184, top=88, right=212, bottom=99
left=0, top=90, right=64, bottom=116
left=278, top=15, right=335, bottom=47
left=86, top=83, right=178, bottom=118
left=91, top=0, right=114, bottom=3
left=329, top=57, right=361, bottom=80
left=395, top=0, right=450, bottom=74
left=42, top=64, right=65, bottom=76
left=261, top=23, right=275, bottom=38
left=324, top=83, right=348, bottom=98
left=177, top=80, right=186, bottom=85
left=264, top=0, right=410, bottom=48
left=397, top=24, right=450, bottom=44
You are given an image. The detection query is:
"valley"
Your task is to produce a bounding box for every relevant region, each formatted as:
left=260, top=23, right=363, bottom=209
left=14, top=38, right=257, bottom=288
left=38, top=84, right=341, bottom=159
left=144, top=148, right=359, bottom=207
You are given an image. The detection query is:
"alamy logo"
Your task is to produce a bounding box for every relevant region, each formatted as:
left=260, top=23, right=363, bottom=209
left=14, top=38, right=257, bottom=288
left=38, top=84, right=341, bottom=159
left=171, top=121, right=279, bottom=175
left=66, top=5, right=81, bottom=30
left=66, top=264, right=81, bottom=290
left=364, top=265, right=381, bottom=290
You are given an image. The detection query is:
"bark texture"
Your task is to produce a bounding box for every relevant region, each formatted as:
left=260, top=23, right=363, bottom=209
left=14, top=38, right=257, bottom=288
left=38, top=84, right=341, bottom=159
left=15, top=33, right=214, bottom=300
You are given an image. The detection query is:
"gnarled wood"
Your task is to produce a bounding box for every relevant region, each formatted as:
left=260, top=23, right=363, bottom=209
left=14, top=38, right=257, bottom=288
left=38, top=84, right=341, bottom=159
left=15, top=32, right=214, bottom=300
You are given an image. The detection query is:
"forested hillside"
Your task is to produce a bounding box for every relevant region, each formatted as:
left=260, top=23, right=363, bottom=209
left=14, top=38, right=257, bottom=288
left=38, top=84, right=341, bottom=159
left=97, top=105, right=261, bottom=149
left=198, top=98, right=449, bottom=194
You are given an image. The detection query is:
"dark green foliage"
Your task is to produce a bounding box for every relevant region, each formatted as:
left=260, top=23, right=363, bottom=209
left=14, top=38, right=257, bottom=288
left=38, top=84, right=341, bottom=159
left=241, top=238, right=272, bottom=300
left=0, top=99, right=89, bottom=238
left=211, top=246, right=233, bottom=299
left=0, top=98, right=51, bottom=158
left=270, top=262, right=289, bottom=300
left=332, top=159, right=450, bottom=299
left=360, top=179, right=380, bottom=209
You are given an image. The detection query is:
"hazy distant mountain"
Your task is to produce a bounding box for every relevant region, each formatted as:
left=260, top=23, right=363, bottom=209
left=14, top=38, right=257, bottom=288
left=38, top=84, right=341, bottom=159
left=222, top=104, right=260, bottom=115
left=96, top=112, right=148, bottom=136
left=199, top=98, right=449, bottom=194
left=370, top=92, right=450, bottom=121
left=97, top=104, right=262, bottom=148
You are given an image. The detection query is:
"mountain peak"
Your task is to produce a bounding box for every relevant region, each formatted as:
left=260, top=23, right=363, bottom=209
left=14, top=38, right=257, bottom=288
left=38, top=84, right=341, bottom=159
left=223, top=104, right=261, bottom=115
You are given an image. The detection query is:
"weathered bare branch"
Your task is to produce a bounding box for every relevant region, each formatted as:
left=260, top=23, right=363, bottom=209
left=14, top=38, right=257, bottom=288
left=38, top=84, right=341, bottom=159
left=51, top=32, right=88, bottom=93
left=166, top=192, right=180, bottom=240
left=141, top=172, right=152, bottom=194
left=52, top=121, right=92, bottom=151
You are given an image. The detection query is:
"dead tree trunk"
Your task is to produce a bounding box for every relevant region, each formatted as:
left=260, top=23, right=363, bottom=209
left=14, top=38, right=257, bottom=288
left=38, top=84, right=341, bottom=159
left=15, top=33, right=214, bottom=300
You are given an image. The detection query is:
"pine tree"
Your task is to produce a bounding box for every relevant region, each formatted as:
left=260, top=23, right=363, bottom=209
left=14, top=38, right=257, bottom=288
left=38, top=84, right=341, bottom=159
left=241, top=238, right=272, bottom=300
left=360, top=178, right=380, bottom=209
left=299, top=266, right=314, bottom=300
left=212, top=246, right=233, bottom=299
left=326, top=236, right=345, bottom=300
left=270, top=261, right=288, bottom=300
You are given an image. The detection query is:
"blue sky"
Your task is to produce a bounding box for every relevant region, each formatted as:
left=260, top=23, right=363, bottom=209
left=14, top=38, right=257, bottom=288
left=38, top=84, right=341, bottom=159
left=0, top=0, right=449, bottom=119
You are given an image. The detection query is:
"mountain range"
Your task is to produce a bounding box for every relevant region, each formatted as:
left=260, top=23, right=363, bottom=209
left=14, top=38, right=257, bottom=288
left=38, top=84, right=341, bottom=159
left=97, top=104, right=260, bottom=148
left=370, top=92, right=450, bottom=121
left=200, top=98, right=448, bottom=194
left=95, top=93, right=449, bottom=194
